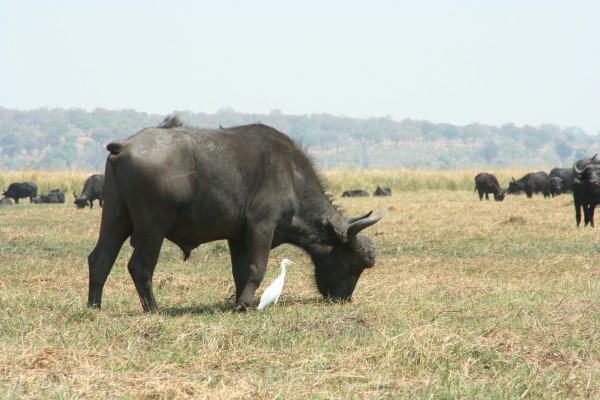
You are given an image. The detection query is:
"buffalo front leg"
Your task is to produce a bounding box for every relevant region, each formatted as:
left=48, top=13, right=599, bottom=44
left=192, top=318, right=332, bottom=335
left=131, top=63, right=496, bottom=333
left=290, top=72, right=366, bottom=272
left=228, top=227, right=273, bottom=312
left=88, top=218, right=131, bottom=309
left=127, top=235, right=164, bottom=313
left=583, top=204, right=592, bottom=227
left=574, top=200, right=582, bottom=226
left=228, top=239, right=251, bottom=308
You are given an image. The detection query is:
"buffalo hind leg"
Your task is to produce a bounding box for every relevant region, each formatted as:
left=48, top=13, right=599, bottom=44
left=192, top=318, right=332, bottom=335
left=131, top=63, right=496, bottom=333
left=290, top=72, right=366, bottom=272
left=88, top=218, right=131, bottom=309
left=127, top=234, right=164, bottom=313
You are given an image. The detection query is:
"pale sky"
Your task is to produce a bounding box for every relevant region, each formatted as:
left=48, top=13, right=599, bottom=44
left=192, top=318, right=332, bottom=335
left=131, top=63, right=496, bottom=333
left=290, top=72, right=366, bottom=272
left=2, top=0, right=599, bottom=134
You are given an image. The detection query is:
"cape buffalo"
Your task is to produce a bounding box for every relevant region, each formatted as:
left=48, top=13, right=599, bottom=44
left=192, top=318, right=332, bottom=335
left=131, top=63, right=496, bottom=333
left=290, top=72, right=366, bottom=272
left=548, top=167, right=574, bottom=196
left=342, top=189, right=370, bottom=197
left=34, top=188, right=66, bottom=204
left=87, top=115, right=382, bottom=313
left=474, top=172, right=505, bottom=201
left=2, top=182, right=37, bottom=204
left=506, top=172, right=550, bottom=198
left=0, top=197, right=13, bottom=206
left=74, top=174, right=104, bottom=209
left=548, top=177, right=563, bottom=197
left=373, top=186, right=392, bottom=196
left=572, top=154, right=600, bottom=226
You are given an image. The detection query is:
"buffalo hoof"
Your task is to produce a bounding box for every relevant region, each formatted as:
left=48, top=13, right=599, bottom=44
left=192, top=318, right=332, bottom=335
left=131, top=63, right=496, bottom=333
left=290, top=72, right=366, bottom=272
left=324, top=296, right=352, bottom=303
left=234, top=302, right=248, bottom=313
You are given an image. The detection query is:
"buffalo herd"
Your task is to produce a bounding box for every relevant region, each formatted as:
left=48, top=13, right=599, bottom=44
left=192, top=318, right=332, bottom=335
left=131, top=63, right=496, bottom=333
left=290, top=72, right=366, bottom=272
left=1, top=175, right=104, bottom=208
left=476, top=153, right=600, bottom=227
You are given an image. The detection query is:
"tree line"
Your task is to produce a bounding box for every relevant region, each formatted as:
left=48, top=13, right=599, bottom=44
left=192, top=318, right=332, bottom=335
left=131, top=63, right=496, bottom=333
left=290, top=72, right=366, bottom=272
left=0, top=106, right=597, bottom=171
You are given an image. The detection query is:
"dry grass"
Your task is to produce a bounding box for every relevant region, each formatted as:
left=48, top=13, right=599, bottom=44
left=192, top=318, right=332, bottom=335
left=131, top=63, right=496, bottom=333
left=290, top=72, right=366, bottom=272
left=0, top=170, right=598, bottom=399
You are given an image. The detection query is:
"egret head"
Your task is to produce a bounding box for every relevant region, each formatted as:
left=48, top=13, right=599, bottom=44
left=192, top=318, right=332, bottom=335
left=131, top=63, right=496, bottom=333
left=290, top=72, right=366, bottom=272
left=280, top=258, right=293, bottom=268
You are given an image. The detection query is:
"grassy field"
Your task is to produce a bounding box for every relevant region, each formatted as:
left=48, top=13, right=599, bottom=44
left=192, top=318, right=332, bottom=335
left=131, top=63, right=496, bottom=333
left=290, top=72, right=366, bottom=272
left=1, top=170, right=598, bottom=399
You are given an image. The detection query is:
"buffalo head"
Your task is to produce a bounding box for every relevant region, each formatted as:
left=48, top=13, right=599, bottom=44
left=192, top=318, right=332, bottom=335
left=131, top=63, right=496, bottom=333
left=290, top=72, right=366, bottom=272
left=506, top=177, right=523, bottom=195
left=549, top=177, right=564, bottom=197
left=311, top=210, right=382, bottom=302
left=73, top=192, right=89, bottom=209
left=493, top=189, right=506, bottom=201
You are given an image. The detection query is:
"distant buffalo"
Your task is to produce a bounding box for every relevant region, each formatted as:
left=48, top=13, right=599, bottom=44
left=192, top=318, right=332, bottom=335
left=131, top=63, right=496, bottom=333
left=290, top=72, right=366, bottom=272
left=373, top=186, right=392, bottom=196
left=474, top=172, right=505, bottom=201
left=342, top=189, right=370, bottom=197
left=74, top=174, right=104, bottom=209
left=0, top=197, right=13, bottom=206
left=507, top=172, right=550, bottom=198
left=548, top=167, right=575, bottom=196
left=572, top=154, right=600, bottom=226
left=34, top=188, right=66, bottom=204
left=2, top=182, right=37, bottom=204
left=548, top=177, right=562, bottom=197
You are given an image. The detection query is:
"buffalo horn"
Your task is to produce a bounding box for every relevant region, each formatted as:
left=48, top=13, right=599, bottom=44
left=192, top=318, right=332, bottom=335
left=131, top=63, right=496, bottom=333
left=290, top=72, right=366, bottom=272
left=573, top=160, right=593, bottom=175
left=347, top=210, right=383, bottom=240
left=347, top=211, right=373, bottom=224
left=574, top=154, right=600, bottom=174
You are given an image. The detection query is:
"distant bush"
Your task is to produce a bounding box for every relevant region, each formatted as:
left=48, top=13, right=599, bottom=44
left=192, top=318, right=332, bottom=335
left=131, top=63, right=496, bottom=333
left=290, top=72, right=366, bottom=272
left=1, top=106, right=597, bottom=171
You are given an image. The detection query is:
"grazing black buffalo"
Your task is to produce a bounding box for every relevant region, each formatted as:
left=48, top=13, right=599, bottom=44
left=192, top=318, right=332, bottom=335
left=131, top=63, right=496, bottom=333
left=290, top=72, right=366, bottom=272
left=506, top=172, right=550, bottom=198
left=87, top=115, right=382, bottom=313
left=34, top=188, right=66, bottom=204
left=474, top=172, right=505, bottom=201
left=0, top=197, right=13, bottom=206
left=548, top=167, right=575, bottom=196
left=74, top=174, right=104, bottom=209
left=342, top=189, right=370, bottom=197
left=373, top=186, right=392, bottom=196
left=2, top=182, right=37, bottom=204
left=572, top=154, right=600, bottom=226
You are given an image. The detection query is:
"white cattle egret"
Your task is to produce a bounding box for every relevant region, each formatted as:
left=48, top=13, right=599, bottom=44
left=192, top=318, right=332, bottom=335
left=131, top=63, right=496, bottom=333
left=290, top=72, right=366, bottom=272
left=257, top=259, right=293, bottom=310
